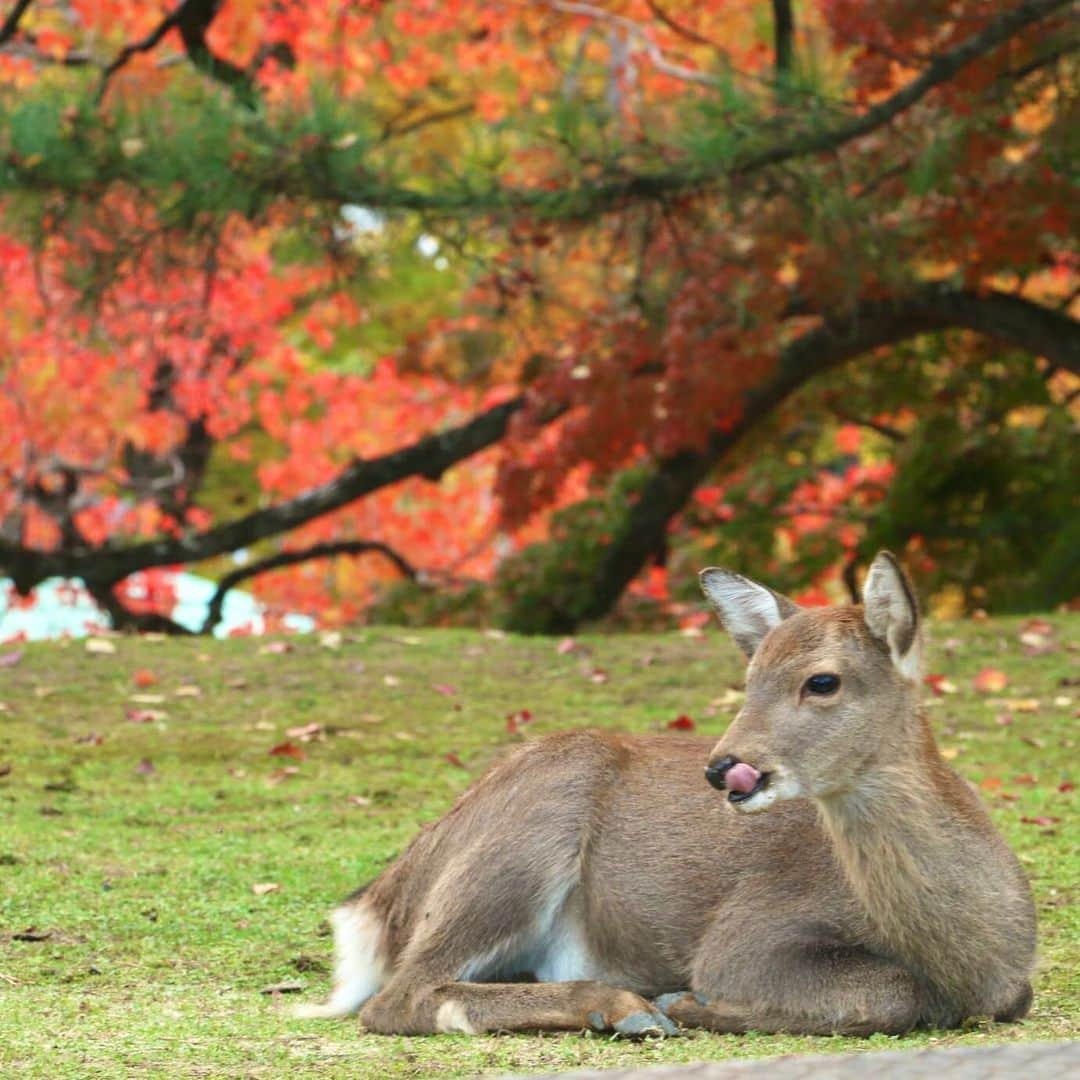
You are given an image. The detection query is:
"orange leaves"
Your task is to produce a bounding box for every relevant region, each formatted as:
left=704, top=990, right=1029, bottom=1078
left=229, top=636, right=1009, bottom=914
left=973, top=667, right=1009, bottom=694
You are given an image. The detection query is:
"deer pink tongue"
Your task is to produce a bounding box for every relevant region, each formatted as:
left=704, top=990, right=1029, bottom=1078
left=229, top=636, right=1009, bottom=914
left=724, top=762, right=761, bottom=794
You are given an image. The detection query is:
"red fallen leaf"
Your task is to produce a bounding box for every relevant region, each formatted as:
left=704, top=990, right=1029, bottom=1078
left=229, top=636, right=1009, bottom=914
left=923, top=674, right=956, bottom=696
left=432, top=683, right=458, bottom=697
left=973, top=667, right=1009, bottom=693
left=0, top=649, right=24, bottom=668
left=1022, top=618, right=1053, bottom=636
left=444, top=752, right=467, bottom=769
left=668, top=715, right=696, bottom=731
left=1058, top=781, right=1075, bottom=793
left=266, top=766, right=300, bottom=786
left=134, top=758, right=155, bottom=776
left=131, top=668, right=158, bottom=688
left=1014, top=773, right=1037, bottom=785
left=979, top=777, right=1002, bottom=791
left=999, top=792, right=1019, bottom=802
left=587, top=668, right=609, bottom=684
left=1020, top=815, right=1061, bottom=827
left=506, top=708, right=533, bottom=735
left=269, top=741, right=305, bottom=761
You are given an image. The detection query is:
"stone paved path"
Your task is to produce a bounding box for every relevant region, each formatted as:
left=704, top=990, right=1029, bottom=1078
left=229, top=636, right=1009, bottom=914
left=513, top=1040, right=1078, bottom=1079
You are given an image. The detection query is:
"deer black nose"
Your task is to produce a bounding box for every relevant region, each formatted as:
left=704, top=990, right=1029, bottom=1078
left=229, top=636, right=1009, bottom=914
left=705, top=755, right=738, bottom=791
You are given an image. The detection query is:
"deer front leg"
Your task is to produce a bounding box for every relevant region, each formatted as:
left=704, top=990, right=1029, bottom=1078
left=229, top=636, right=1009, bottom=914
left=659, top=946, right=922, bottom=1036
left=360, top=976, right=680, bottom=1036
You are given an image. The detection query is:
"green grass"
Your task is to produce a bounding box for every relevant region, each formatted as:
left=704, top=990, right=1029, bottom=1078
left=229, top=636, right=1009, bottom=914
left=0, top=615, right=1076, bottom=1078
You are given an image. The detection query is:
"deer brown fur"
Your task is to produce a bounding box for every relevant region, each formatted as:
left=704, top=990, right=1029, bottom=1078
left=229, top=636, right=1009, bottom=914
left=297, top=552, right=1036, bottom=1036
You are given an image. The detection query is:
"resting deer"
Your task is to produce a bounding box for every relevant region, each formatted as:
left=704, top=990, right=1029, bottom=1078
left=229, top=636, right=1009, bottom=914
left=297, top=553, right=1036, bottom=1036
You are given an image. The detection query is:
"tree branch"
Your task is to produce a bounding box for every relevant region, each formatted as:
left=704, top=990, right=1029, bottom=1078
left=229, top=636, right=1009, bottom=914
left=571, top=285, right=1080, bottom=626
left=772, top=0, right=794, bottom=79
left=200, top=539, right=418, bottom=635
left=0, top=0, right=34, bottom=45
left=98, top=0, right=257, bottom=107
left=0, top=395, right=530, bottom=593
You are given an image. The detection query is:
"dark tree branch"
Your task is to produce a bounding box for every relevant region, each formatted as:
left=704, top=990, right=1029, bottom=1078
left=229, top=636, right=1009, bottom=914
left=772, top=0, right=794, bottom=78
left=98, top=0, right=256, bottom=107
left=571, top=285, right=1080, bottom=627
left=643, top=1, right=723, bottom=51
left=200, top=539, right=418, bottom=635
left=0, top=395, right=530, bottom=594
left=82, top=579, right=193, bottom=636
left=0, top=0, right=34, bottom=45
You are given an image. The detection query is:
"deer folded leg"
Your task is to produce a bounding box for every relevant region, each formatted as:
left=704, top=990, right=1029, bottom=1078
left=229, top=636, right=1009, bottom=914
left=360, top=978, right=679, bottom=1036
left=665, top=947, right=922, bottom=1036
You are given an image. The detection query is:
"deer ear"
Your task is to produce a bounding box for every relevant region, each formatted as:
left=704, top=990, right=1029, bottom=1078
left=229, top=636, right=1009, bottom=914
left=862, top=551, right=921, bottom=680
left=699, top=568, right=799, bottom=659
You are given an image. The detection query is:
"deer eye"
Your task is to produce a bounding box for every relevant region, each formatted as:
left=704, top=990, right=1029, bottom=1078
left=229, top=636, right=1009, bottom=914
left=804, top=673, right=840, bottom=696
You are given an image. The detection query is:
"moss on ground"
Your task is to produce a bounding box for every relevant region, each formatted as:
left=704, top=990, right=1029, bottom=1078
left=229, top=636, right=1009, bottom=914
left=0, top=615, right=1076, bottom=1077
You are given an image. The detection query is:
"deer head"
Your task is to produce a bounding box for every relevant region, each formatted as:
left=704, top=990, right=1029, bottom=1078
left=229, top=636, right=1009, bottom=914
left=699, top=552, right=923, bottom=813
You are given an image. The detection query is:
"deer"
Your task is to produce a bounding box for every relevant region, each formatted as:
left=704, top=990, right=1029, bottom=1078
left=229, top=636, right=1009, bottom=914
left=296, top=552, right=1036, bottom=1037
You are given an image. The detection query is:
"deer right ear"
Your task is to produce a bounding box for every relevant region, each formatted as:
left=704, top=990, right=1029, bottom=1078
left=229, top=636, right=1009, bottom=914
left=699, top=568, right=799, bottom=659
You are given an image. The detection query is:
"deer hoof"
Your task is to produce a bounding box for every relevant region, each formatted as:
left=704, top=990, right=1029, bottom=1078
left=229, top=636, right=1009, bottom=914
left=608, top=1009, right=680, bottom=1038
left=653, top=990, right=707, bottom=1015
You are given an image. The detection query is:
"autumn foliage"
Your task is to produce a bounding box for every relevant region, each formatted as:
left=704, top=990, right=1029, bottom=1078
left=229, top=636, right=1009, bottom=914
left=0, top=1, right=1076, bottom=633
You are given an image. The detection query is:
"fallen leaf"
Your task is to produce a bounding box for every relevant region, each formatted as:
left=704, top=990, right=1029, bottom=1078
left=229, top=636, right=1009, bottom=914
left=923, top=674, right=957, bottom=696
left=0, top=649, right=24, bottom=668
left=1019, top=735, right=1046, bottom=749
left=979, top=777, right=1003, bottom=791
left=667, top=715, right=696, bottom=731
left=74, top=732, right=104, bottom=746
left=1020, top=816, right=1061, bottom=827
left=940, top=746, right=960, bottom=760
left=1058, top=781, right=1075, bottom=794
left=131, top=668, right=158, bottom=688
left=252, top=882, right=280, bottom=896
left=995, top=712, right=1014, bottom=726
left=0, top=764, right=11, bottom=778
left=134, top=758, right=155, bottom=776
left=1006, top=698, right=1040, bottom=713
left=1053, top=695, right=1073, bottom=708
left=484, top=629, right=506, bottom=640
left=33, top=685, right=55, bottom=698
left=444, top=752, right=467, bottom=769
left=556, top=637, right=589, bottom=656
left=266, top=766, right=300, bottom=786
left=431, top=683, right=458, bottom=697
left=174, top=684, right=202, bottom=698
left=383, top=674, right=400, bottom=687
left=85, top=637, right=116, bottom=655
left=259, top=641, right=292, bottom=655
left=587, top=668, right=609, bottom=684
left=680, top=625, right=705, bottom=638
left=125, top=708, right=167, bottom=724
left=259, top=980, right=303, bottom=994
left=346, top=795, right=372, bottom=807
left=129, top=693, right=166, bottom=704
left=393, top=731, right=415, bottom=742
left=227, top=768, right=247, bottom=779
left=506, top=708, right=533, bottom=735
left=269, top=741, right=305, bottom=761
left=319, top=631, right=343, bottom=650
left=284, top=722, right=323, bottom=742
left=1014, top=773, right=1037, bottom=785
left=225, top=676, right=248, bottom=689
left=1021, top=618, right=1053, bottom=636
left=973, top=667, right=1009, bottom=693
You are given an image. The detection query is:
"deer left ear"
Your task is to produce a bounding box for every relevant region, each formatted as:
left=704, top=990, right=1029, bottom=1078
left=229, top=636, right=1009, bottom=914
left=862, top=551, right=921, bottom=680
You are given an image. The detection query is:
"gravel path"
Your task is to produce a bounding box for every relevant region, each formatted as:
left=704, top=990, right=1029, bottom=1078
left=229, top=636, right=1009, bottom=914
left=512, top=1040, right=1078, bottom=1080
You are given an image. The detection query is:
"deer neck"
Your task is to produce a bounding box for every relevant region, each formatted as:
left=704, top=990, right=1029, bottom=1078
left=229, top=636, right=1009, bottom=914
left=814, top=715, right=999, bottom=1003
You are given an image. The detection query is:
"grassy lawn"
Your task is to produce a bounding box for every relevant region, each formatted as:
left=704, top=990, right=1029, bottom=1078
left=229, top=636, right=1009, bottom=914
left=0, top=615, right=1076, bottom=1078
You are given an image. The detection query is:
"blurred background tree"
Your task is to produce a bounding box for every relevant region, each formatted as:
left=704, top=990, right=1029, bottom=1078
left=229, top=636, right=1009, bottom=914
left=0, top=0, right=1076, bottom=634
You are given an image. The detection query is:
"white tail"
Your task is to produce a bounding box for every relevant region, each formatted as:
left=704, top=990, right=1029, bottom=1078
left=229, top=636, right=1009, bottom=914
left=297, top=553, right=1036, bottom=1036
